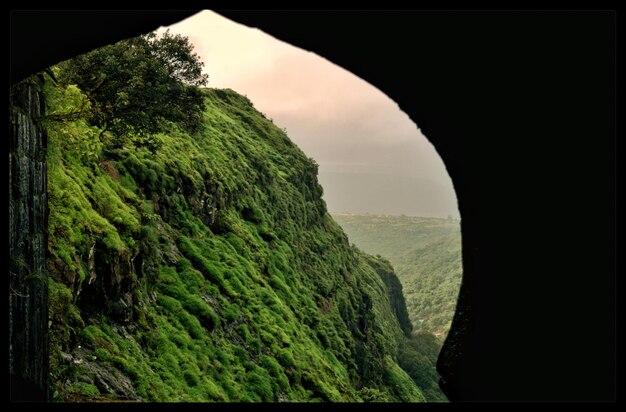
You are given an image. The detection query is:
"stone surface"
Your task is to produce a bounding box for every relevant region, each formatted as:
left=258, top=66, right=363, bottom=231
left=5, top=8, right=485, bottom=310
left=9, top=79, right=49, bottom=401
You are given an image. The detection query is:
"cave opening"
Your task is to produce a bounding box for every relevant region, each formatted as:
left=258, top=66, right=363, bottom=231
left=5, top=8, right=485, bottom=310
left=10, top=9, right=616, bottom=403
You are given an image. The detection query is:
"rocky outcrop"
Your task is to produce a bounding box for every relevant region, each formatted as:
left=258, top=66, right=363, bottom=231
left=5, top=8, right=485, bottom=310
left=79, top=243, right=136, bottom=323
left=368, top=256, right=413, bottom=337
left=9, top=79, right=49, bottom=401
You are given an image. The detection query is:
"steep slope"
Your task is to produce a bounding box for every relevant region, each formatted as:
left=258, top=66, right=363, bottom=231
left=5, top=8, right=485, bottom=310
left=44, top=80, right=440, bottom=401
left=332, top=214, right=462, bottom=337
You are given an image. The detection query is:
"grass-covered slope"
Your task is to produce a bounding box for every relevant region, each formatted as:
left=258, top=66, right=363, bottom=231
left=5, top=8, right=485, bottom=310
left=332, top=214, right=462, bottom=337
left=44, top=81, right=439, bottom=401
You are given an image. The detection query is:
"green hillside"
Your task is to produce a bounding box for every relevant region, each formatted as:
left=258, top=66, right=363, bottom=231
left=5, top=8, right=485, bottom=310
left=332, top=214, right=462, bottom=337
left=39, top=33, right=445, bottom=402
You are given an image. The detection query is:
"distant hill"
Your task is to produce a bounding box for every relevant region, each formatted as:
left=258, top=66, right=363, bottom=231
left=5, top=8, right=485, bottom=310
left=332, top=214, right=462, bottom=338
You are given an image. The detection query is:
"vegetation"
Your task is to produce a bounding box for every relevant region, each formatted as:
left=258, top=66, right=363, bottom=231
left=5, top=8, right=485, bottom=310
left=56, top=30, right=208, bottom=141
left=332, top=213, right=463, bottom=337
left=331, top=213, right=460, bottom=402
left=42, top=33, right=444, bottom=402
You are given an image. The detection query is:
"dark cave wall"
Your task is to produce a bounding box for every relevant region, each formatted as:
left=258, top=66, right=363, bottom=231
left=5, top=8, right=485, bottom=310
left=9, top=80, right=49, bottom=401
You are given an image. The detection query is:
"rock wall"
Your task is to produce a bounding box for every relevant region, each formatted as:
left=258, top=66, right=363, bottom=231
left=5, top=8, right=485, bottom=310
left=9, top=79, right=49, bottom=401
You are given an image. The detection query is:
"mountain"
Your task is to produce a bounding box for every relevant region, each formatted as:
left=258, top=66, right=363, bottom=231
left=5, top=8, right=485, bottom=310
left=332, top=214, right=463, bottom=337
left=42, top=76, right=445, bottom=401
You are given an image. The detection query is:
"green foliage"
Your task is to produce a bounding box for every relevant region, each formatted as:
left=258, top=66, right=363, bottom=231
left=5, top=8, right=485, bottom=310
left=383, top=356, right=427, bottom=402
left=69, top=382, right=101, bottom=397
left=48, top=277, right=85, bottom=395
left=333, top=213, right=462, bottom=337
left=45, top=67, right=435, bottom=402
left=57, top=30, right=208, bottom=139
left=359, top=387, right=392, bottom=402
left=329, top=214, right=462, bottom=401
left=398, top=332, right=448, bottom=402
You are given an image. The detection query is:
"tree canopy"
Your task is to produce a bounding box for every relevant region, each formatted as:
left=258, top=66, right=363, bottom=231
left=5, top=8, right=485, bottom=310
left=58, top=30, right=208, bottom=139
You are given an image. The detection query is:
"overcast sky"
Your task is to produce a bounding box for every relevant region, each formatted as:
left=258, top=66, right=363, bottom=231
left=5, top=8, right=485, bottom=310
left=162, top=11, right=459, bottom=218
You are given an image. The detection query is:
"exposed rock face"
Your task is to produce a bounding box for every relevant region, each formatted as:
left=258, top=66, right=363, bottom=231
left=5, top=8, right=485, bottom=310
left=79, top=242, right=136, bottom=323
left=9, top=79, right=49, bottom=401
left=74, top=346, right=139, bottom=401
left=368, top=257, right=413, bottom=337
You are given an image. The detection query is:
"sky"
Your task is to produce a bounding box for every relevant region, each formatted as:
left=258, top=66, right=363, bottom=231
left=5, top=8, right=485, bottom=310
left=161, top=10, right=459, bottom=219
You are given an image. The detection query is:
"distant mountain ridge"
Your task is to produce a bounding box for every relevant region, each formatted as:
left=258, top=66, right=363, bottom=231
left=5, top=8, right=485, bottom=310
left=319, top=172, right=460, bottom=219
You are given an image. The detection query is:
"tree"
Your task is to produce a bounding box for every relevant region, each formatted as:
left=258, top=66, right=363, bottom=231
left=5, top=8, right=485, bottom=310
left=58, top=30, right=208, bottom=141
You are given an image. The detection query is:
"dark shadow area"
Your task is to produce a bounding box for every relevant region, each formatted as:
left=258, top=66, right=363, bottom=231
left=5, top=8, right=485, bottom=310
left=10, top=11, right=195, bottom=84
left=9, top=10, right=616, bottom=401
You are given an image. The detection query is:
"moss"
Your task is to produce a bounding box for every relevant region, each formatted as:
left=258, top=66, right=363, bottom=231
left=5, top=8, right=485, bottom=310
left=93, top=348, right=112, bottom=361
left=383, top=356, right=427, bottom=402
left=245, top=366, right=274, bottom=402
left=70, top=382, right=101, bottom=397
left=46, top=74, right=431, bottom=402
left=359, top=387, right=392, bottom=402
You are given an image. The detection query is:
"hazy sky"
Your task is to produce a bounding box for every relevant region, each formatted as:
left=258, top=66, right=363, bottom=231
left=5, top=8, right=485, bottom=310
left=162, top=11, right=459, bottom=218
